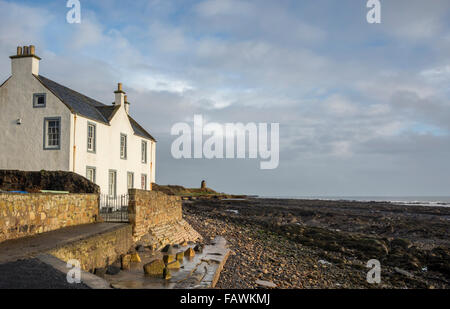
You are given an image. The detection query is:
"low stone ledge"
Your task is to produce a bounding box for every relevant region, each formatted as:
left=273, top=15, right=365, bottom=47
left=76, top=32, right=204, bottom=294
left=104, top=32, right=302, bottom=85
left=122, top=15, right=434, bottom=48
left=48, top=224, right=133, bottom=272
left=37, top=254, right=111, bottom=289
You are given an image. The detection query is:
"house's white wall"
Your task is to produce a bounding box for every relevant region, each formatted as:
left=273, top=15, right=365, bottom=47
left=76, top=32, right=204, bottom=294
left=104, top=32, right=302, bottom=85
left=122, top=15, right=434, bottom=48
left=73, top=105, right=155, bottom=196
left=0, top=54, right=156, bottom=195
left=0, top=66, right=71, bottom=171
left=151, top=139, right=156, bottom=183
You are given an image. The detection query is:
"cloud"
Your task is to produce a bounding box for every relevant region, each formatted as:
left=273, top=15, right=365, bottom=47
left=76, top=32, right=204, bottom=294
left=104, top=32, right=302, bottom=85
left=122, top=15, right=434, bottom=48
left=1, top=0, right=449, bottom=195
left=381, top=0, right=450, bottom=41
left=195, top=0, right=252, bottom=17
left=0, top=0, right=52, bottom=81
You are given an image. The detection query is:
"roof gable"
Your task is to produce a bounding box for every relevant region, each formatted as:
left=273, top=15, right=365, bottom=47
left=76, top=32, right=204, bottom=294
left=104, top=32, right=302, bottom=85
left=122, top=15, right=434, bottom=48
left=35, top=75, right=108, bottom=124
left=128, top=115, right=156, bottom=141
left=96, top=105, right=121, bottom=122
left=33, top=75, right=156, bottom=141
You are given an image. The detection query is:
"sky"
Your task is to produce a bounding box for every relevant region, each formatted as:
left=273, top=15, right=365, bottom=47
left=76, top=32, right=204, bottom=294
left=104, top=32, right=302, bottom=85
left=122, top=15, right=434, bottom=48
left=0, top=0, right=450, bottom=196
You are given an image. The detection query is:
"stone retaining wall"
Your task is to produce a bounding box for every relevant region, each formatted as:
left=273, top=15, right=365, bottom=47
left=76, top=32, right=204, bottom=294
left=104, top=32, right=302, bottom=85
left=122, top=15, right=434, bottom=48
left=128, top=189, right=201, bottom=246
left=49, top=224, right=133, bottom=272
left=0, top=193, right=99, bottom=243
left=128, top=189, right=182, bottom=240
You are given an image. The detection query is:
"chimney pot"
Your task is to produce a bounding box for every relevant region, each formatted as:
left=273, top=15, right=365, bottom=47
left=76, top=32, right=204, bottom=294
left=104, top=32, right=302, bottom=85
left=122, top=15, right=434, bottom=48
left=17, top=46, right=22, bottom=56
left=124, top=95, right=130, bottom=114
left=29, top=45, right=35, bottom=55
left=118, top=83, right=122, bottom=92
left=23, top=46, right=29, bottom=55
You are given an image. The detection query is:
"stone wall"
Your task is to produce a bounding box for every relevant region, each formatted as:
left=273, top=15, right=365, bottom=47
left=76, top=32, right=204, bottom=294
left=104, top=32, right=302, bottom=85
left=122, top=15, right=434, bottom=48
left=128, top=189, right=182, bottom=239
left=128, top=189, right=201, bottom=247
left=49, top=224, right=133, bottom=272
left=0, top=193, right=99, bottom=243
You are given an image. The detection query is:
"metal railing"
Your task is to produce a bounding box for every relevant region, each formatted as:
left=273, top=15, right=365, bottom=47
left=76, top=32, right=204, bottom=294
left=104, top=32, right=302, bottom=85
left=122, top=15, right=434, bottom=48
left=99, top=194, right=129, bottom=222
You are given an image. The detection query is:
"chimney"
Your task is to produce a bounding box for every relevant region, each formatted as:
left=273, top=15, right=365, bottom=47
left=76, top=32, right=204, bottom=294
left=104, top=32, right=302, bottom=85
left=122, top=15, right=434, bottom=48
left=124, top=95, right=130, bottom=114
left=113, top=82, right=125, bottom=106
left=10, top=45, right=40, bottom=76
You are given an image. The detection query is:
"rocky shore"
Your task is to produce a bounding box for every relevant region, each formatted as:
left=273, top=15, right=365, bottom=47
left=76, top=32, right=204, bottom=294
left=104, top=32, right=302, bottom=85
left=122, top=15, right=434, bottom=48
left=183, top=198, right=450, bottom=289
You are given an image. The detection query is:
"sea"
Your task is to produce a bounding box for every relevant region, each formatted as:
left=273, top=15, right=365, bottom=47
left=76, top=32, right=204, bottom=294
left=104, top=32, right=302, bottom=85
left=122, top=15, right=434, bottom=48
left=259, top=196, right=450, bottom=208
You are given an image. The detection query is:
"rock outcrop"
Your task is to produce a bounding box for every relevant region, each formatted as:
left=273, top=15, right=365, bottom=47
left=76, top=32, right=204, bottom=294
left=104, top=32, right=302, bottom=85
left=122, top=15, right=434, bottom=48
left=0, top=170, right=99, bottom=193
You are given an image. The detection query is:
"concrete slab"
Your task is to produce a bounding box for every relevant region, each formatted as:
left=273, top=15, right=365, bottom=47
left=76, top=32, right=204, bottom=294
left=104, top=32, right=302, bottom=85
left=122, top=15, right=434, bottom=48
left=0, top=223, right=128, bottom=263
left=104, top=236, right=230, bottom=289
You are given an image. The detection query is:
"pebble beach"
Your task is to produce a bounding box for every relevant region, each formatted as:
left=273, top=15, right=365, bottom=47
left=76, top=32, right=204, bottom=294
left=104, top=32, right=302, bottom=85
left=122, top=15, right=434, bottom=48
left=184, top=197, right=450, bottom=289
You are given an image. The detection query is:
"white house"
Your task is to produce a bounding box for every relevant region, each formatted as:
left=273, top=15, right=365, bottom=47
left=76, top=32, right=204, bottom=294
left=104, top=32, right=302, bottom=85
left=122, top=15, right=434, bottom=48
left=0, top=45, right=156, bottom=196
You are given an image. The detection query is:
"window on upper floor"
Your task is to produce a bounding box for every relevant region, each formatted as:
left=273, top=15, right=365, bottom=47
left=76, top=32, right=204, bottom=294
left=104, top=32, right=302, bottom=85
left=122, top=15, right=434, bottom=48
left=141, top=140, right=147, bottom=164
left=120, top=134, right=127, bottom=159
left=87, top=122, right=96, bottom=153
left=43, top=117, right=61, bottom=150
left=33, top=93, right=46, bottom=108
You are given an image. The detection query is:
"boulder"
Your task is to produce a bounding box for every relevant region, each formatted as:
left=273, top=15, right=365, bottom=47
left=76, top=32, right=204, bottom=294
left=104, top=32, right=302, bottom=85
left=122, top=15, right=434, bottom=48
left=0, top=170, right=99, bottom=193
left=163, top=254, right=175, bottom=264
left=161, top=245, right=177, bottom=255
left=121, top=254, right=132, bottom=270
left=185, top=247, right=196, bottom=257
left=131, top=252, right=141, bottom=263
left=163, top=267, right=172, bottom=280
left=94, top=267, right=107, bottom=277
left=106, top=265, right=121, bottom=275
left=180, top=240, right=188, bottom=247
left=143, top=260, right=165, bottom=276
left=194, top=244, right=204, bottom=253
left=176, top=252, right=184, bottom=262
left=256, top=280, right=277, bottom=288
left=394, top=267, right=414, bottom=278
left=167, top=260, right=181, bottom=270
left=390, top=238, right=412, bottom=249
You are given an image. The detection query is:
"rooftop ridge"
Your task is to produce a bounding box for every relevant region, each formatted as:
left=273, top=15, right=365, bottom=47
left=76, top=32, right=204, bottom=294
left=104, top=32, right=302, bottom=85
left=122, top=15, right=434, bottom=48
left=33, top=74, right=155, bottom=141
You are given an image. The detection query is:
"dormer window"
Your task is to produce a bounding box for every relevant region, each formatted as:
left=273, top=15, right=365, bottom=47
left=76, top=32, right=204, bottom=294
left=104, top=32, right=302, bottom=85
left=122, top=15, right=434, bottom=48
left=33, top=93, right=46, bottom=108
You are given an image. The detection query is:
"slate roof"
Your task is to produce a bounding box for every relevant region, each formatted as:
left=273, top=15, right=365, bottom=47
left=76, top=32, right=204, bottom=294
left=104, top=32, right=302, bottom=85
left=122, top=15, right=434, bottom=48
left=34, top=75, right=156, bottom=141
left=128, top=116, right=156, bottom=141
left=96, top=105, right=121, bottom=122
